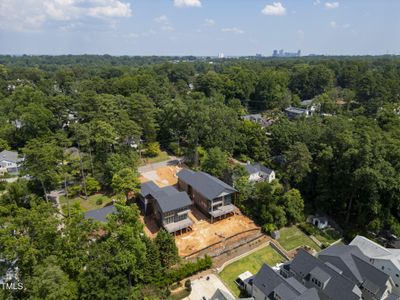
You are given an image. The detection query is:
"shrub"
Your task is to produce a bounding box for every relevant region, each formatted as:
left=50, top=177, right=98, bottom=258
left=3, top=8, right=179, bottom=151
left=184, top=279, right=191, bottom=292
left=163, top=255, right=212, bottom=286
left=85, top=176, right=101, bottom=195
left=146, top=142, right=161, bottom=157
left=96, top=197, right=104, bottom=205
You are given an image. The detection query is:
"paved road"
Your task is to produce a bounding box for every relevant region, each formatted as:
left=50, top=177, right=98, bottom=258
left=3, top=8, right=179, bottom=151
left=138, top=155, right=183, bottom=174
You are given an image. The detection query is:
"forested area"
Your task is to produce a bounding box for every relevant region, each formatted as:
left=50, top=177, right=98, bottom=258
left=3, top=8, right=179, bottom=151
left=1, top=55, right=400, bottom=298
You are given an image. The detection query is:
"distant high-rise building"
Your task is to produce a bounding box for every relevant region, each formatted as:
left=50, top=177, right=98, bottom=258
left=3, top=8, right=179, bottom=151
left=272, top=49, right=301, bottom=57
left=218, top=52, right=225, bottom=59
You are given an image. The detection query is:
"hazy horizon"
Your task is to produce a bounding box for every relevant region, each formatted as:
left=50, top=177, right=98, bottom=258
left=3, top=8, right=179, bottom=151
left=1, top=0, right=399, bottom=56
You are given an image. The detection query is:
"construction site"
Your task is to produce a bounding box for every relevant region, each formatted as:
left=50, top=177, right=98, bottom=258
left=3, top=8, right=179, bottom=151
left=139, top=163, right=261, bottom=258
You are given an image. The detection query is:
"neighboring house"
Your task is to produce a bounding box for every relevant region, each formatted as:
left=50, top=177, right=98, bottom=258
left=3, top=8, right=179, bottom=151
left=242, top=114, right=275, bottom=128
left=0, top=259, right=19, bottom=286
left=84, top=205, right=117, bottom=222
left=310, top=215, right=329, bottom=229
left=139, top=181, right=193, bottom=234
left=319, top=244, right=396, bottom=300
left=210, top=288, right=236, bottom=300
left=282, top=249, right=363, bottom=300
left=350, top=235, right=400, bottom=295
left=177, top=169, right=237, bottom=222
left=244, top=162, right=276, bottom=183
left=300, top=99, right=320, bottom=113
left=245, top=263, right=320, bottom=300
left=284, top=107, right=311, bottom=119
left=0, top=150, right=24, bottom=175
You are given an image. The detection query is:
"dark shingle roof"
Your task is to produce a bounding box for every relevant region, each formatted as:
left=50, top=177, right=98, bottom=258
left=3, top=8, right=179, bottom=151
left=290, top=249, right=362, bottom=300
left=84, top=205, right=117, bottom=222
left=253, top=264, right=320, bottom=300
left=319, top=244, right=391, bottom=299
left=177, top=169, right=236, bottom=200
left=244, top=163, right=274, bottom=176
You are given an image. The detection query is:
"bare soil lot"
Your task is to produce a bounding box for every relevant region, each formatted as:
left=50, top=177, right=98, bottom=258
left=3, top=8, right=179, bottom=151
left=176, top=208, right=259, bottom=257
left=140, top=165, right=182, bottom=187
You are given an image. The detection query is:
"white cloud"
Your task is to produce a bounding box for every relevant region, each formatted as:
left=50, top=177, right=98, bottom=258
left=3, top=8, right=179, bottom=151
left=313, top=0, right=321, bottom=5
left=0, top=0, right=132, bottom=32
left=161, top=25, right=174, bottom=31
left=325, top=2, right=339, bottom=9
left=261, top=2, right=286, bottom=16
left=154, top=15, right=169, bottom=24
left=174, top=0, right=202, bottom=8
left=88, top=0, right=131, bottom=18
left=221, top=27, right=245, bottom=34
left=204, top=18, right=215, bottom=26
left=330, top=21, right=336, bottom=28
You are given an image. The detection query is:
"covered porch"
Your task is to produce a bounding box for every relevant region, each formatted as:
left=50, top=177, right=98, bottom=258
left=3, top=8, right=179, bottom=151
left=163, top=218, right=194, bottom=235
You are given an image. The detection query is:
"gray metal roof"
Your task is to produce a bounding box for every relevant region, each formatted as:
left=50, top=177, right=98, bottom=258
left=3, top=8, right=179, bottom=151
left=140, top=181, right=160, bottom=197
left=244, top=163, right=274, bottom=176
left=285, top=107, right=309, bottom=115
left=84, top=205, right=117, bottom=222
left=155, top=189, right=192, bottom=213
left=0, top=150, right=23, bottom=163
left=177, top=169, right=236, bottom=201
left=140, top=182, right=192, bottom=213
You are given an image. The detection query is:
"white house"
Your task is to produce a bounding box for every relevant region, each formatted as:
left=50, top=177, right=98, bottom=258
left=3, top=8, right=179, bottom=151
left=0, top=150, right=24, bottom=175
left=350, top=235, right=400, bottom=295
left=244, top=162, right=275, bottom=183
left=310, top=215, right=329, bottom=229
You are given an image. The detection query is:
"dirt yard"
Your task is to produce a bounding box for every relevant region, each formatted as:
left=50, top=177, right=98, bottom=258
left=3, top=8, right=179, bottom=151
left=175, top=208, right=259, bottom=257
left=140, top=165, right=182, bottom=187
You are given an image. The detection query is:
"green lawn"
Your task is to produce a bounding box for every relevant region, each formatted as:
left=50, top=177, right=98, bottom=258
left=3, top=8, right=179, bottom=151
left=278, top=226, right=321, bottom=252
left=60, top=194, right=113, bottom=213
left=314, top=228, right=342, bottom=245
left=219, top=246, right=286, bottom=297
left=139, top=151, right=170, bottom=166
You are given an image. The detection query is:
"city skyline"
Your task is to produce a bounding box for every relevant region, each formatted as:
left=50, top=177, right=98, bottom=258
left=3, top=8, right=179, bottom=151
left=0, top=0, right=399, bottom=56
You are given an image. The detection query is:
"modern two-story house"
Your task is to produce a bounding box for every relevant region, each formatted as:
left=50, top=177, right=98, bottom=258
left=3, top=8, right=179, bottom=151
left=177, top=169, right=237, bottom=222
left=139, top=181, right=193, bottom=234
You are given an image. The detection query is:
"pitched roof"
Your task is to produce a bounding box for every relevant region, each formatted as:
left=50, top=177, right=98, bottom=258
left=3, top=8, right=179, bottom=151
left=350, top=235, right=400, bottom=271
left=140, top=182, right=192, bottom=213
left=244, top=163, right=274, bottom=176
left=0, top=150, right=22, bottom=163
left=177, top=169, right=236, bottom=201
left=155, top=189, right=192, bottom=213
left=140, top=181, right=160, bottom=197
left=290, top=249, right=362, bottom=300
left=253, top=263, right=320, bottom=300
left=84, top=205, right=117, bottom=222
left=320, top=244, right=392, bottom=299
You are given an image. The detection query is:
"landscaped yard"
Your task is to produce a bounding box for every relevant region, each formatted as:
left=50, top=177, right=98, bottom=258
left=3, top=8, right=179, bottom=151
left=278, top=226, right=321, bottom=252
left=139, top=151, right=170, bottom=166
left=219, top=245, right=286, bottom=296
left=313, top=228, right=342, bottom=245
left=60, top=194, right=114, bottom=213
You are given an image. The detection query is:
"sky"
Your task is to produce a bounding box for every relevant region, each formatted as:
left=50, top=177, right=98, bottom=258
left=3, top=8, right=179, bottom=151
left=0, top=0, right=399, bottom=56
